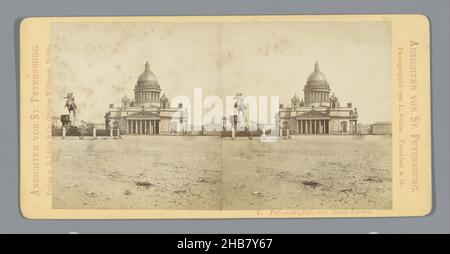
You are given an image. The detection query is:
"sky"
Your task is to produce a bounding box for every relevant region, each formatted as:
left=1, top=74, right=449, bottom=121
left=52, top=21, right=391, bottom=124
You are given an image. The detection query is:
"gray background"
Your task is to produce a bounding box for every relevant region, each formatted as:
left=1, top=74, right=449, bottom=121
left=1, top=0, right=448, bottom=234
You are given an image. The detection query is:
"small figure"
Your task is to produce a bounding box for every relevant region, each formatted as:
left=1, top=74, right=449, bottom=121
left=79, top=120, right=86, bottom=140
left=245, top=124, right=253, bottom=140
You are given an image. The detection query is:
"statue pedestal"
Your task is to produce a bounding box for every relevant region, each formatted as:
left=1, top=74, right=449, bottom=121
left=69, top=112, right=78, bottom=127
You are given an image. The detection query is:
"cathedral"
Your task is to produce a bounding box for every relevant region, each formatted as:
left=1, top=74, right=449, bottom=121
left=279, top=62, right=358, bottom=135
left=104, top=62, right=183, bottom=135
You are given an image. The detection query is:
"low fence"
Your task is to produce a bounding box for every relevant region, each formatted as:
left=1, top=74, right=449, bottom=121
left=52, top=127, right=280, bottom=138
left=220, top=130, right=264, bottom=137
left=52, top=127, right=123, bottom=138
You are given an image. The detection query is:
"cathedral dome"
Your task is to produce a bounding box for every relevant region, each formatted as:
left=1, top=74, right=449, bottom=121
left=307, top=62, right=327, bottom=83
left=303, top=62, right=331, bottom=105
left=137, top=62, right=159, bottom=88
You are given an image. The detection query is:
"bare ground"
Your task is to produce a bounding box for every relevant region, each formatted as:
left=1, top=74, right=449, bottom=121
left=222, top=135, right=392, bottom=210
left=52, top=135, right=391, bottom=210
left=52, top=136, right=223, bottom=209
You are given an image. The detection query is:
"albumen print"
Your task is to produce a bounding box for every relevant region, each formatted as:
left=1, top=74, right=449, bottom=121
left=51, top=21, right=392, bottom=210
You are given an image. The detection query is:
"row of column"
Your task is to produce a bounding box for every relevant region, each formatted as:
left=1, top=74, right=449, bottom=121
left=305, top=91, right=329, bottom=103
left=136, top=91, right=160, bottom=104
left=127, top=120, right=159, bottom=135
left=297, top=119, right=329, bottom=134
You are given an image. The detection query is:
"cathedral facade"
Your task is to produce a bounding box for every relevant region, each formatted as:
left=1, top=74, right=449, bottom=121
left=279, top=62, right=358, bottom=135
left=104, top=62, right=183, bottom=135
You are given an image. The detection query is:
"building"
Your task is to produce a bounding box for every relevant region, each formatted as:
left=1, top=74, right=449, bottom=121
left=370, top=122, right=392, bottom=135
left=279, top=62, right=358, bottom=135
left=105, top=62, right=183, bottom=135
left=51, top=116, right=61, bottom=129
left=356, top=123, right=371, bottom=135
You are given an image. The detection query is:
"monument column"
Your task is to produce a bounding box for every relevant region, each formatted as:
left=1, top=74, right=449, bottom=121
left=143, top=120, right=147, bottom=135
left=318, top=120, right=322, bottom=134
left=304, top=121, right=307, bottom=134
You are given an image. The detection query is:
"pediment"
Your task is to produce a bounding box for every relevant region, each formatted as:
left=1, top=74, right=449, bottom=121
left=126, top=110, right=161, bottom=119
left=297, top=110, right=329, bottom=118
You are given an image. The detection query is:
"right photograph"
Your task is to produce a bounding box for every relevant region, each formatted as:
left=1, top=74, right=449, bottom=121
left=220, top=22, right=392, bottom=210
